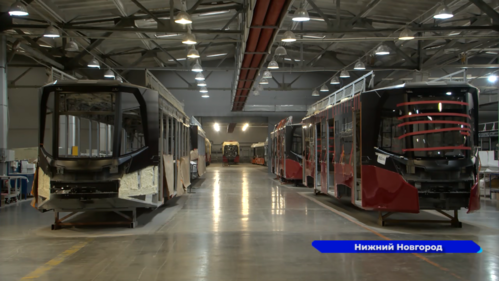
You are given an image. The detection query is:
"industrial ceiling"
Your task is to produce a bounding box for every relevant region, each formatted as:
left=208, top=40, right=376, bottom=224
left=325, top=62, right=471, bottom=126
left=1, top=0, right=499, bottom=113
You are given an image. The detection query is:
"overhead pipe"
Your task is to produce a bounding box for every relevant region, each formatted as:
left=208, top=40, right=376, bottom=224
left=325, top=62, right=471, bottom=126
left=232, top=0, right=292, bottom=111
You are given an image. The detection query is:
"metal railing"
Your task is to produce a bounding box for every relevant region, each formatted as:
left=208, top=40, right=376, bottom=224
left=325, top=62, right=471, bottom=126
left=145, top=70, right=185, bottom=115
left=431, top=69, right=468, bottom=83
left=47, top=67, right=77, bottom=83
left=480, top=122, right=498, bottom=132
left=306, top=71, right=374, bottom=117
left=243, top=104, right=307, bottom=112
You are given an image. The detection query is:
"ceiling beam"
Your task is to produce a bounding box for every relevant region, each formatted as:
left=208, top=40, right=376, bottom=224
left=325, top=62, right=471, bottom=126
left=227, top=123, right=236, bottom=133
left=468, top=0, right=499, bottom=24
left=284, top=25, right=499, bottom=34
left=307, top=0, right=332, bottom=26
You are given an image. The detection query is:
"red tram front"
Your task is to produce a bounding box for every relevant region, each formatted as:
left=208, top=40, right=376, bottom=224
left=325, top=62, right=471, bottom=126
left=302, top=80, right=480, bottom=225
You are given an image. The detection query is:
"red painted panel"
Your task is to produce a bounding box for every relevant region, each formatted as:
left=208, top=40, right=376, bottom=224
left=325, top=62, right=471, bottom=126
left=398, top=127, right=470, bottom=139
left=402, top=146, right=470, bottom=152
left=223, top=156, right=228, bottom=163
left=468, top=182, right=480, bottom=213
left=334, top=163, right=353, bottom=189
left=285, top=159, right=302, bottom=180
left=255, top=157, right=265, bottom=165
left=234, top=155, right=240, bottom=163
left=305, top=160, right=314, bottom=187
left=361, top=165, right=419, bottom=213
left=398, top=120, right=470, bottom=127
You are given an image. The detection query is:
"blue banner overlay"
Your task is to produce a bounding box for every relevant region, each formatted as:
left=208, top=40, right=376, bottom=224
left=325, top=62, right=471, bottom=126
left=312, top=240, right=481, bottom=253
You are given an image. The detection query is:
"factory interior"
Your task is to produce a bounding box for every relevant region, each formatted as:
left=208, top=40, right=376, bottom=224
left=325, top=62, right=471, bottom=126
left=1, top=0, right=499, bottom=280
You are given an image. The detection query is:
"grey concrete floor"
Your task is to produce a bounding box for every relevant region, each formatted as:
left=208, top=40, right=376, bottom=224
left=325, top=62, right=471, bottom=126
left=0, top=163, right=498, bottom=281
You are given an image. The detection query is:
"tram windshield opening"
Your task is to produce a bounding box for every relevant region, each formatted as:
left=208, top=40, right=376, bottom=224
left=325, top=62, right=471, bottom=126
left=378, top=88, right=474, bottom=159
left=42, top=91, right=145, bottom=158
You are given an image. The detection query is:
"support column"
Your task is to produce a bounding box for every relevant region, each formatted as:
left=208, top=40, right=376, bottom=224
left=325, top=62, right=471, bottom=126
left=0, top=35, right=8, bottom=176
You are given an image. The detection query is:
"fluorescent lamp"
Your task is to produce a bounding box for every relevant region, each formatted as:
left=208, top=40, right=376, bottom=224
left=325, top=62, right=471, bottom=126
left=292, top=7, right=310, bottom=22
left=375, top=44, right=390, bottom=55
left=87, top=58, right=100, bottom=68
left=434, top=5, right=453, bottom=19
left=398, top=28, right=414, bottom=40
left=268, top=60, right=279, bottom=69
left=155, top=33, right=178, bottom=38
left=43, top=26, right=60, bottom=38
left=168, top=58, right=187, bottom=62
left=65, top=40, right=79, bottom=52
left=340, top=70, right=350, bottom=78
left=263, top=70, right=272, bottom=79
left=187, top=48, right=200, bottom=58
left=275, top=46, right=287, bottom=56
left=195, top=73, right=205, bottom=81
left=206, top=53, right=227, bottom=58
left=175, top=11, right=192, bottom=24
left=303, top=35, right=325, bottom=39
left=182, top=33, right=197, bottom=45
left=354, top=61, right=366, bottom=70
left=9, top=1, right=28, bottom=16
left=192, top=61, right=203, bottom=72
left=281, top=30, right=297, bottom=42
left=330, top=76, right=340, bottom=84
left=104, top=69, right=115, bottom=78
left=199, top=10, right=230, bottom=16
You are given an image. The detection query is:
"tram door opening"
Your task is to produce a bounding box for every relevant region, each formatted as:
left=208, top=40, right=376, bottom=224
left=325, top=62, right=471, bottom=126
left=328, top=119, right=335, bottom=196
left=353, top=110, right=362, bottom=204
left=315, top=122, right=321, bottom=188
left=320, top=119, right=328, bottom=194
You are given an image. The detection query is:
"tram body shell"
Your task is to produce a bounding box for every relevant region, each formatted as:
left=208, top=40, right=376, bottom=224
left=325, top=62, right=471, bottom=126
left=33, top=79, right=192, bottom=212
left=270, top=117, right=303, bottom=181
left=302, top=82, right=480, bottom=214
left=189, top=117, right=208, bottom=179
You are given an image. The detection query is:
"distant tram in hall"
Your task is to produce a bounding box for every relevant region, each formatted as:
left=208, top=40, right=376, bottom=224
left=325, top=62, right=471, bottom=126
left=301, top=72, right=480, bottom=227
left=33, top=71, right=207, bottom=229
left=270, top=117, right=303, bottom=183
left=251, top=142, right=266, bottom=165
left=222, top=141, right=240, bottom=164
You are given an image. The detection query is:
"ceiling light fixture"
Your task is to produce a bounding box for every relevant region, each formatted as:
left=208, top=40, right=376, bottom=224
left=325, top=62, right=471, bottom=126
left=116, top=76, right=123, bottom=82
left=330, top=76, right=340, bottom=85
left=399, top=28, right=415, bottom=40
left=200, top=87, right=208, bottom=93
left=187, top=48, right=200, bottom=58
left=43, top=25, right=60, bottom=38
left=242, top=123, right=249, bottom=131
left=375, top=44, right=390, bottom=55
left=195, top=73, right=205, bottom=81
left=197, top=81, right=207, bottom=86
left=263, top=70, right=272, bottom=79
left=214, top=123, right=220, bottom=131
left=312, top=89, right=320, bottom=96
left=206, top=53, right=227, bottom=57
left=268, top=60, right=279, bottom=69
left=201, top=94, right=210, bottom=98
left=340, top=70, right=350, bottom=78
left=65, top=40, right=79, bottom=52
left=259, top=78, right=269, bottom=85
left=281, top=30, right=297, bottom=42
left=192, top=61, right=203, bottom=72
left=175, top=10, right=192, bottom=24
left=104, top=69, right=115, bottom=78
left=488, top=75, right=498, bottom=83
left=199, top=10, right=230, bottom=16
left=9, top=1, right=28, bottom=16
left=253, top=90, right=260, bottom=96
left=434, top=3, right=454, bottom=19
left=275, top=46, right=287, bottom=56
left=182, top=33, right=197, bottom=45
left=87, top=58, right=100, bottom=68
left=320, top=84, right=328, bottom=92
left=292, top=7, right=310, bottom=22
left=155, top=33, right=178, bottom=38
left=354, top=61, right=366, bottom=70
